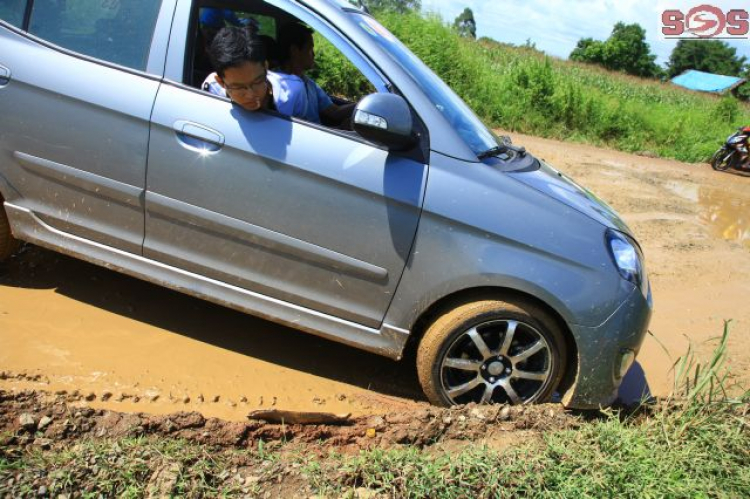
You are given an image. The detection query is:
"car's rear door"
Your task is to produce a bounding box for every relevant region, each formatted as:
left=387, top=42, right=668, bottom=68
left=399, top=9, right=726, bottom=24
left=0, top=0, right=176, bottom=254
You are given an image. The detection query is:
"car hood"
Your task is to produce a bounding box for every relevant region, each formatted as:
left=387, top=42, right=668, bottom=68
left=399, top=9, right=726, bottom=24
left=502, top=155, right=634, bottom=237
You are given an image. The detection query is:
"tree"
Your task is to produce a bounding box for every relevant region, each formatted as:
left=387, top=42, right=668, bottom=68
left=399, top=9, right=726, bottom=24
left=570, top=22, right=661, bottom=78
left=453, top=7, right=476, bottom=39
left=667, top=40, right=747, bottom=78
left=356, top=0, right=421, bottom=14
left=570, top=38, right=603, bottom=63
left=522, top=38, right=537, bottom=50
left=737, top=66, right=750, bottom=101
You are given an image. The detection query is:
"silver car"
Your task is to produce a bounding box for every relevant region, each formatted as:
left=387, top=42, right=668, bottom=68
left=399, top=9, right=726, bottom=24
left=0, top=0, right=652, bottom=408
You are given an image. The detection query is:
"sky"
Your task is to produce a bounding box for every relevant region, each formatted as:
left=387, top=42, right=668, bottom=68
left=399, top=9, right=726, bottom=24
left=420, top=0, right=750, bottom=68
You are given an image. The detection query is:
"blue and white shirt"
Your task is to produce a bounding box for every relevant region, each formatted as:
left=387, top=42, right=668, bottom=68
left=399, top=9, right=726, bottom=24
left=267, top=72, right=333, bottom=124
left=202, top=72, right=227, bottom=97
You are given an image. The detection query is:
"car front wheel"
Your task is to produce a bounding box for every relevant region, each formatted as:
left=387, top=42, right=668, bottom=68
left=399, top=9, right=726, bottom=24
left=417, top=299, right=568, bottom=406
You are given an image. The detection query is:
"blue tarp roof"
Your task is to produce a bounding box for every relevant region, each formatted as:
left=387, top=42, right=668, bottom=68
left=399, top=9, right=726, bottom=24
left=671, top=70, right=745, bottom=93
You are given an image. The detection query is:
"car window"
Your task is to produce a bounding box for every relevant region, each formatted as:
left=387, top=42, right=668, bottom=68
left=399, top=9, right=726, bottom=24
left=27, top=0, right=162, bottom=72
left=310, top=31, right=375, bottom=103
left=353, top=13, right=498, bottom=156
left=0, top=0, right=27, bottom=28
left=190, top=1, right=381, bottom=125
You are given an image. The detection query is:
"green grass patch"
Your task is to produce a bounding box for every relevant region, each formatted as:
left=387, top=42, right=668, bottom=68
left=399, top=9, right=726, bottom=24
left=0, top=437, right=274, bottom=497
left=308, top=403, right=748, bottom=498
left=308, top=323, right=750, bottom=498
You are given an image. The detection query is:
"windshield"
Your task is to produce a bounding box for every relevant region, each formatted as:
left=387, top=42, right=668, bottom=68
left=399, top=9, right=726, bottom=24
left=353, top=14, right=498, bottom=156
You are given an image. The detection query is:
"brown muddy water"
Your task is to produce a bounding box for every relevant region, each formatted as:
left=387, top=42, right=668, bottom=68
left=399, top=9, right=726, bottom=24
left=665, top=180, right=750, bottom=250
left=2, top=133, right=749, bottom=420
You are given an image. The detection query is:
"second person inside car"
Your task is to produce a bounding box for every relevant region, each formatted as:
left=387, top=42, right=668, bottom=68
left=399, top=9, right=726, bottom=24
left=269, top=22, right=355, bottom=126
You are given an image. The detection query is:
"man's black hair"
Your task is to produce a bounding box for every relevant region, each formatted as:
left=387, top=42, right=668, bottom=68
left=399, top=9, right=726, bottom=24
left=277, top=22, right=314, bottom=64
left=208, top=26, right=267, bottom=77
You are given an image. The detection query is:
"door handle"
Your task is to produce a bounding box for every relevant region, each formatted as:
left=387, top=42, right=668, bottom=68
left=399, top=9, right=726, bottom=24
left=0, top=65, right=11, bottom=87
left=173, top=120, right=225, bottom=152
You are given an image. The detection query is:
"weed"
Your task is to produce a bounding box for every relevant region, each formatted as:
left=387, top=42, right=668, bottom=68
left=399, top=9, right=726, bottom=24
left=307, top=324, right=750, bottom=498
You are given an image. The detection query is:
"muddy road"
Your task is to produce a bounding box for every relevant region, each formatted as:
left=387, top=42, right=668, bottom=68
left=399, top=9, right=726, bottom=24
left=1, top=133, right=749, bottom=420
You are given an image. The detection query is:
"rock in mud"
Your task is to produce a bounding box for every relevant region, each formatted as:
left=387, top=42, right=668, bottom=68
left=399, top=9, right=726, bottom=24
left=248, top=410, right=352, bottom=425
left=353, top=487, right=383, bottom=499
left=366, top=416, right=385, bottom=430
left=146, top=463, right=181, bottom=499
left=19, top=413, right=36, bottom=431
left=37, top=416, right=52, bottom=430
left=33, top=437, right=52, bottom=449
left=470, top=408, right=486, bottom=420
left=499, top=406, right=511, bottom=421
left=169, top=412, right=205, bottom=430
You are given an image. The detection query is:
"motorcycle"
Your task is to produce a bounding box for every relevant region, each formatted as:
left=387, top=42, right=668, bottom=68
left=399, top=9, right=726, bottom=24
left=711, top=127, right=750, bottom=172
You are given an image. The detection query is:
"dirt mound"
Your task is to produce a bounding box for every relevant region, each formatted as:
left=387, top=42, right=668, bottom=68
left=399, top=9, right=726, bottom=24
left=0, top=390, right=579, bottom=453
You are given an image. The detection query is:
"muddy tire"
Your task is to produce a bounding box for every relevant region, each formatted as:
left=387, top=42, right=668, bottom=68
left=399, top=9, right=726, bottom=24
left=0, top=203, right=20, bottom=262
left=416, top=299, right=567, bottom=406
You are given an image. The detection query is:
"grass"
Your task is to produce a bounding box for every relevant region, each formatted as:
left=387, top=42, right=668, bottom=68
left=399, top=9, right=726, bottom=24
left=313, top=11, right=750, bottom=163
left=307, top=402, right=748, bottom=498
left=308, top=324, right=750, bottom=498
left=0, top=438, right=269, bottom=497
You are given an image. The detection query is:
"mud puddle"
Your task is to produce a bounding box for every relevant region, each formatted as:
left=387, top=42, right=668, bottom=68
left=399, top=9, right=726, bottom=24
left=2, top=133, right=750, bottom=421
left=665, top=180, right=750, bottom=249
left=0, top=248, right=425, bottom=421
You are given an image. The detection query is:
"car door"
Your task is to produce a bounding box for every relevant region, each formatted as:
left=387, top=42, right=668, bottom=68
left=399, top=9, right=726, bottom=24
left=143, top=1, right=428, bottom=328
left=0, top=0, right=175, bottom=254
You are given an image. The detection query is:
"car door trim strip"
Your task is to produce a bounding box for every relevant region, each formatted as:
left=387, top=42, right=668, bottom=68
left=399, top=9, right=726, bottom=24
left=146, top=192, right=389, bottom=282
left=13, top=151, right=143, bottom=208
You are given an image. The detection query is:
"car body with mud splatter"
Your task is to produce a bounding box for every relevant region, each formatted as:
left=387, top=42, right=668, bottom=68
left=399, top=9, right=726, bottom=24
left=0, top=0, right=651, bottom=409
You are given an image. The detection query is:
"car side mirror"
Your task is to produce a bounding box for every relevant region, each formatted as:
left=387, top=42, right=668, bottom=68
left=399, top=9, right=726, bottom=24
left=352, top=93, right=416, bottom=151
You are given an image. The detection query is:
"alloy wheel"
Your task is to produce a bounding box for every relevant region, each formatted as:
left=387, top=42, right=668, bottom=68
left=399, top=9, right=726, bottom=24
left=439, top=319, right=553, bottom=404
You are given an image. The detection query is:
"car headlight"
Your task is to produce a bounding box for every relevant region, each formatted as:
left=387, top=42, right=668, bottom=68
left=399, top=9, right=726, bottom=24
left=606, top=230, right=647, bottom=291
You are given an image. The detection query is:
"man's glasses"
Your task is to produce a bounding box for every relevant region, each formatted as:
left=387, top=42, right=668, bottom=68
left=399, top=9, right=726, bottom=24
left=224, top=72, right=268, bottom=95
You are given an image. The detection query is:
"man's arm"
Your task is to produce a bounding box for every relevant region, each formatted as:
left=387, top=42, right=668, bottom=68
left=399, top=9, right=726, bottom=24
left=314, top=81, right=355, bottom=126
left=320, top=102, right=355, bottom=124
